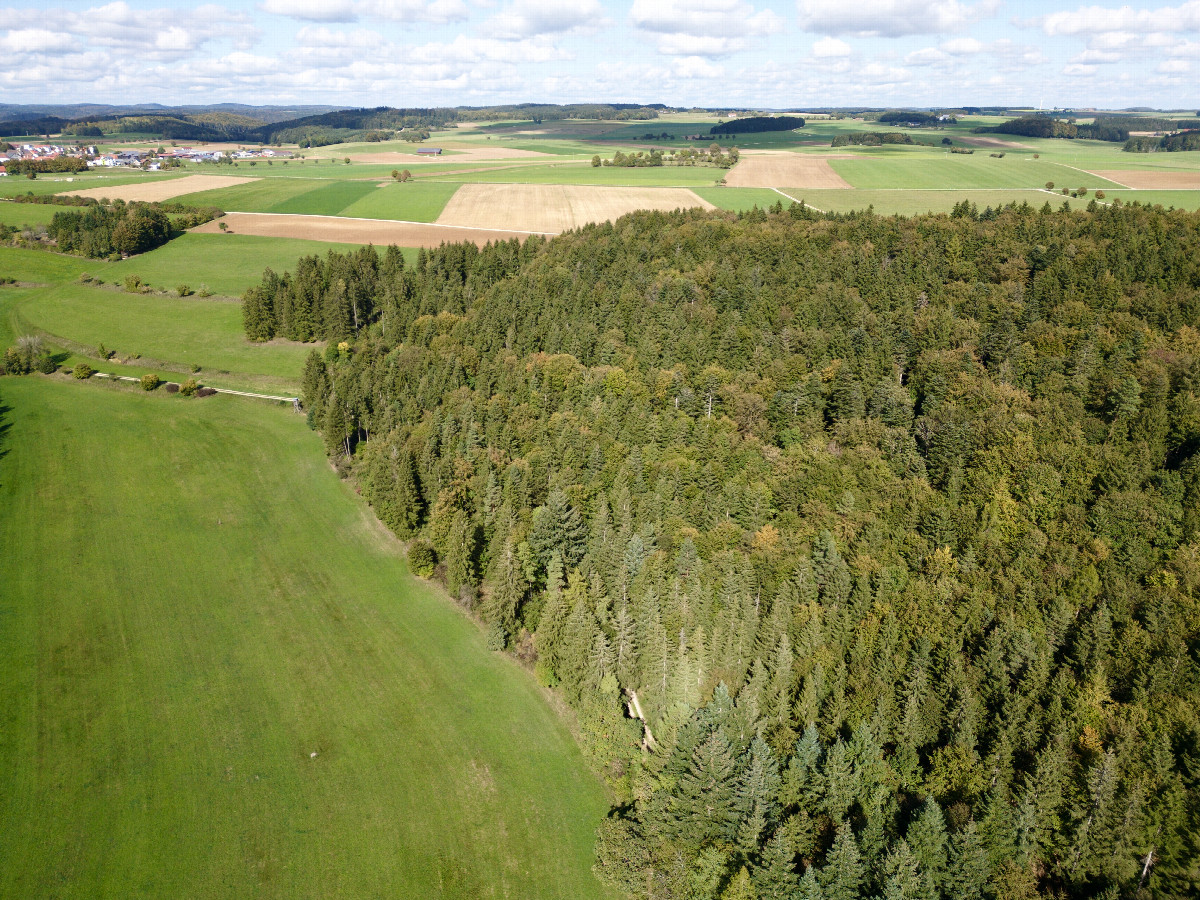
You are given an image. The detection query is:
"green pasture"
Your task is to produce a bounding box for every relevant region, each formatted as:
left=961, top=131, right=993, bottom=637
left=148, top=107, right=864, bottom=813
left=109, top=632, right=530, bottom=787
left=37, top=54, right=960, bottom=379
left=0, top=376, right=611, bottom=900
left=105, top=233, right=388, bottom=296
left=829, top=155, right=1130, bottom=191
left=436, top=162, right=725, bottom=187
left=693, top=186, right=787, bottom=211
left=0, top=201, right=60, bottom=227
left=264, top=179, right=379, bottom=215
left=175, top=176, right=323, bottom=211
left=0, top=246, right=93, bottom=283
left=0, top=171, right=178, bottom=198
left=11, top=281, right=309, bottom=392
left=339, top=181, right=461, bottom=221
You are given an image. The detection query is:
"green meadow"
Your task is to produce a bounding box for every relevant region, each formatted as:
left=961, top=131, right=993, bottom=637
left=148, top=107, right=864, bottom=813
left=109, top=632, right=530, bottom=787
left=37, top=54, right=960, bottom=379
left=0, top=376, right=611, bottom=900
left=828, top=155, right=1130, bottom=191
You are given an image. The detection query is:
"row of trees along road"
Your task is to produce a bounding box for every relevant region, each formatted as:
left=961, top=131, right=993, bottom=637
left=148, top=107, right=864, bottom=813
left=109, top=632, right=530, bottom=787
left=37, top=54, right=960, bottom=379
left=244, top=200, right=1200, bottom=900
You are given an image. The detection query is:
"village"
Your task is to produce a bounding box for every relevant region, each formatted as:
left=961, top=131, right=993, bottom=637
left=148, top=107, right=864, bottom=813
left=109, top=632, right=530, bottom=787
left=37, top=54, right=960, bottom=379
left=0, top=141, right=292, bottom=175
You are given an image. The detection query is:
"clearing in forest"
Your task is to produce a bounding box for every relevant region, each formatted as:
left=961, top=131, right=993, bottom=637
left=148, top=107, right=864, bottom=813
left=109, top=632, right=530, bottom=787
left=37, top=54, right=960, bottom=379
left=1087, top=170, right=1200, bottom=189
left=61, top=174, right=259, bottom=203
left=435, top=183, right=714, bottom=232
left=191, top=211, right=546, bottom=244
left=724, top=151, right=853, bottom=189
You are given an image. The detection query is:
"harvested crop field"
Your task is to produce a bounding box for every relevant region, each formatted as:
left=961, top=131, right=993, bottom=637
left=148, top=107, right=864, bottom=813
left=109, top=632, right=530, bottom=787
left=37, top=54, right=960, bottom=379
left=725, top=152, right=853, bottom=189
left=61, top=174, right=259, bottom=202
left=435, top=183, right=714, bottom=232
left=322, top=147, right=552, bottom=165
left=1087, top=170, right=1200, bottom=190
left=190, top=212, right=543, bottom=246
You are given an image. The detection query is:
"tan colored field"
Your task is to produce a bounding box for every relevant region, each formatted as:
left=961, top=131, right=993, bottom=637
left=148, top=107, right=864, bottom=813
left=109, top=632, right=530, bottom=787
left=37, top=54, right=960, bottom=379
left=725, top=152, right=853, bottom=189
left=958, top=136, right=1032, bottom=149
left=315, top=147, right=551, bottom=165
left=436, top=184, right=714, bottom=232
left=190, top=212, right=542, bottom=246
left=1088, top=170, right=1200, bottom=189
left=62, top=174, right=259, bottom=202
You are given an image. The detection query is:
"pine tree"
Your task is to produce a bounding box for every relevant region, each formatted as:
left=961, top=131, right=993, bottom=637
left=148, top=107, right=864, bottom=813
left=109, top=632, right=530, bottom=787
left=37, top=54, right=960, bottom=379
left=947, top=820, right=990, bottom=900
left=880, top=840, right=937, bottom=900
left=736, top=737, right=781, bottom=851
left=752, top=831, right=799, bottom=900
left=668, top=729, right=742, bottom=850
left=819, top=825, right=863, bottom=900
left=906, top=797, right=949, bottom=892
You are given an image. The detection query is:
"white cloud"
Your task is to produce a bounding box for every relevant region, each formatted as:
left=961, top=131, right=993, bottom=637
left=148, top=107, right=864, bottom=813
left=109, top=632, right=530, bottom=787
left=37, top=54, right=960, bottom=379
left=905, top=47, right=947, bottom=65
left=486, top=0, right=604, bottom=39
left=942, top=36, right=983, bottom=54
left=797, top=0, right=997, bottom=37
left=295, top=26, right=384, bottom=47
left=1036, top=1, right=1200, bottom=36
left=1063, top=63, right=1097, bottom=75
left=1158, top=58, right=1190, bottom=71
left=260, top=0, right=357, bottom=21
left=812, top=36, right=851, bottom=57
left=0, top=28, right=78, bottom=54
left=632, top=0, right=784, bottom=56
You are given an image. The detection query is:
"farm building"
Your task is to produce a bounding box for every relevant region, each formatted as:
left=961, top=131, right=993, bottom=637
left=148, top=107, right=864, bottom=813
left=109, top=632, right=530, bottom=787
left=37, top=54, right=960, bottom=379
left=416, top=147, right=442, bottom=155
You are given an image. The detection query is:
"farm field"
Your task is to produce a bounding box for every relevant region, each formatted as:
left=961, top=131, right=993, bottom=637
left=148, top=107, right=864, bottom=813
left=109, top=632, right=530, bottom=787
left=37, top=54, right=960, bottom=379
left=725, top=152, right=852, bottom=189
left=435, top=162, right=726, bottom=187
left=12, top=281, right=310, bottom=392
left=436, top=183, right=714, bottom=232
left=0, top=201, right=62, bottom=227
left=1101, top=189, right=1200, bottom=210
left=0, top=376, right=611, bottom=900
left=65, top=173, right=258, bottom=202
left=191, top=212, right=537, bottom=246
left=0, top=170, right=178, bottom=198
left=828, top=155, right=1130, bottom=191
left=774, top=188, right=1095, bottom=216
left=693, top=186, right=788, bottom=211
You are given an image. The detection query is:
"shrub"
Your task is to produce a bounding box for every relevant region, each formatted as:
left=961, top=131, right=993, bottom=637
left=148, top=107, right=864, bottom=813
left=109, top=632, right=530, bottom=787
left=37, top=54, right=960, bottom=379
left=176, top=284, right=193, bottom=297
left=179, top=377, right=198, bottom=396
left=140, top=373, right=160, bottom=391
left=123, top=274, right=145, bottom=293
left=1077, top=187, right=1088, bottom=196
left=1095, top=190, right=1106, bottom=199
left=409, top=540, right=436, bottom=577
left=2, top=346, right=27, bottom=375
left=97, top=343, right=113, bottom=360
left=72, top=362, right=94, bottom=379
left=197, top=286, right=212, bottom=297
left=1045, top=181, right=1054, bottom=190
left=36, top=352, right=57, bottom=374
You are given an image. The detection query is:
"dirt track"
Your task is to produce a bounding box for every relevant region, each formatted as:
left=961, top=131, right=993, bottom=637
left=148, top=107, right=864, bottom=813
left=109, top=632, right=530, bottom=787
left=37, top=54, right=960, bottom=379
left=436, top=183, right=714, bottom=232
left=190, top=212, right=544, bottom=246
left=1088, top=170, right=1200, bottom=189
left=61, top=174, right=259, bottom=202
left=724, top=152, right=853, bottom=189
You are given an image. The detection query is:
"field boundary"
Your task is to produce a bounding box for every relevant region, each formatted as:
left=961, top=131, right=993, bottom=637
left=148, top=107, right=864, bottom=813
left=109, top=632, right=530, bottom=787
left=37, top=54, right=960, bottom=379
left=93, top=372, right=298, bottom=403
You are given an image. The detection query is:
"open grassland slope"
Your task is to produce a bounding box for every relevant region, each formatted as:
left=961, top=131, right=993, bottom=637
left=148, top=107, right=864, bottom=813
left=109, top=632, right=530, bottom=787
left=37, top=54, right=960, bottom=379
left=0, top=377, right=611, bottom=900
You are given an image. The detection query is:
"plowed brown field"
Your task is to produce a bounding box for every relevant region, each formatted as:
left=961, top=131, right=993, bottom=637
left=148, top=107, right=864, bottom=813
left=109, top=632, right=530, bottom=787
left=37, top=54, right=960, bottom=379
left=190, top=212, right=542, bottom=246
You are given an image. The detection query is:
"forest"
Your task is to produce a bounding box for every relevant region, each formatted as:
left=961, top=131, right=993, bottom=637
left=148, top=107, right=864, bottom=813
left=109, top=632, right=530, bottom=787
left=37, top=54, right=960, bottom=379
left=243, top=201, right=1200, bottom=899
left=1125, top=131, right=1200, bottom=154
left=977, top=117, right=1129, bottom=142
left=711, top=116, right=805, bottom=135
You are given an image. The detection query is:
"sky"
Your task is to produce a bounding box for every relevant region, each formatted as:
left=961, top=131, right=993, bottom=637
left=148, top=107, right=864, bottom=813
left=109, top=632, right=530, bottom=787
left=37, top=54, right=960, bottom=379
left=0, top=0, right=1197, bottom=110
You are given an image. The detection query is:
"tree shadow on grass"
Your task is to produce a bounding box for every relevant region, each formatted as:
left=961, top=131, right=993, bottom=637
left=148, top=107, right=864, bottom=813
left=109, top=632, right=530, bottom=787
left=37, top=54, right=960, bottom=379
left=0, top=399, right=10, bottom=466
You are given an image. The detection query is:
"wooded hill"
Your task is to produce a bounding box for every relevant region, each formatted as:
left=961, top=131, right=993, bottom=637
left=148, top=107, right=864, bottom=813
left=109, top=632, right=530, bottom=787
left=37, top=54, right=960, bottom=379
left=244, top=201, right=1200, bottom=899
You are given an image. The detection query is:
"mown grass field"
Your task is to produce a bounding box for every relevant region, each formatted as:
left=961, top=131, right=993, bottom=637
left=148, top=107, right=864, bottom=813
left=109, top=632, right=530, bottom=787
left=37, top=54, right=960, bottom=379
left=12, top=281, right=309, bottom=392
left=828, top=155, right=1130, bottom=191
left=0, top=171, right=178, bottom=198
left=0, top=376, right=611, bottom=900
left=0, top=201, right=63, bottom=227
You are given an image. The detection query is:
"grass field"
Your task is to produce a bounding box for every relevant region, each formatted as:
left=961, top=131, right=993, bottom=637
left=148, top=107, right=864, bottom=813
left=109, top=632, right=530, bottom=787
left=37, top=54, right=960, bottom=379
left=0, top=376, right=611, bottom=899
left=12, top=281, right=309, bottom=389
left=777, top=188, right=1094, bottom=215
left=693, top=187, right=788, bottom=211
left=265, top=179, right=379, bottom=215
left=829, top=155, right=1130, bottom=191
left=0, top=171, right=180, bottom=199
left=339, top=181, right=461, bottom=221
left=0, top=201, right=63, bottom=227
left=436, top=162, right=725, bottom=187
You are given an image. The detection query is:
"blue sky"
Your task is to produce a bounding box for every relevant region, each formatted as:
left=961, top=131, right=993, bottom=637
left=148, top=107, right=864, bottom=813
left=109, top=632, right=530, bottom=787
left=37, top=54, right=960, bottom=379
left=1, top=0, right=1197, bottom=109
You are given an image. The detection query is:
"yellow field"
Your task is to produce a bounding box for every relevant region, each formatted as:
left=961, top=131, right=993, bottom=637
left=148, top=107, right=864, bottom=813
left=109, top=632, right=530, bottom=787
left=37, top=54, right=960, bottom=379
left=63, top=174, right=259, bottom=202
left=435, top=183, right=714, bottom=232
left=1088, top=170, right=1200, bottom=189
left=725, top=151, right=853, bottom=189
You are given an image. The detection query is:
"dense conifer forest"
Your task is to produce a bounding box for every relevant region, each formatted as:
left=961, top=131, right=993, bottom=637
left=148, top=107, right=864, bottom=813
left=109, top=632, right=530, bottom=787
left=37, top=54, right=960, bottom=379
left=244, top=201, right=1200, bottom=899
